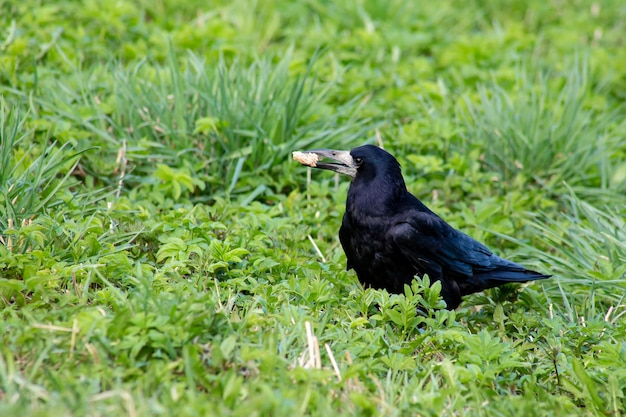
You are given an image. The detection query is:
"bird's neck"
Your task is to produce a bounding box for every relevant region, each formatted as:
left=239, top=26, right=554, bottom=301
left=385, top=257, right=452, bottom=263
left=346, top=177, right=407, bottom=218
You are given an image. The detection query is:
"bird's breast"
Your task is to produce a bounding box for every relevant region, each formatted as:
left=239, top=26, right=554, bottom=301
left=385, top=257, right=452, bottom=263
left=342, top=213, right=414, bottom=292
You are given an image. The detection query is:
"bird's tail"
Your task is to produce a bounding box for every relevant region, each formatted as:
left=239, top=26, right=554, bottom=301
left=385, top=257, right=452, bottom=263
left=480, top=268, right=551, bottom=283
left=468, top=260, right=551, bottom=294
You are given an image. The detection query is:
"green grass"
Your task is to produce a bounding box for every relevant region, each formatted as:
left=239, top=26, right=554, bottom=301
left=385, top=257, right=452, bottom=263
left=457, top=62, right=626, bottom=206
left=2, top=0, right=626, bottom=415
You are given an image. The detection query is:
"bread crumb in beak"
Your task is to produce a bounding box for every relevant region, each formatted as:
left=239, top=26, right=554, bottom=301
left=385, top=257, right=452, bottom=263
left=292, top=151, right=320, bottom=167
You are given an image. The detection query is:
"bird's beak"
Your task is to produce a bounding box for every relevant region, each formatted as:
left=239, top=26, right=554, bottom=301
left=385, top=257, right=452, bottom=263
left=305, top=149, right=357, bottom=178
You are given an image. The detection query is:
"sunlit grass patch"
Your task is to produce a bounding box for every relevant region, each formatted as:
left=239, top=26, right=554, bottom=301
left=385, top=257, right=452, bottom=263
left=18, top=49, right=374, bottom=202
left=459, top=63, right=626, bottom=203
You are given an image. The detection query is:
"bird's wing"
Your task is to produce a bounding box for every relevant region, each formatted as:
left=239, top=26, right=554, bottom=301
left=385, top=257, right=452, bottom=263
left=387, top=211, right=496, bottom=279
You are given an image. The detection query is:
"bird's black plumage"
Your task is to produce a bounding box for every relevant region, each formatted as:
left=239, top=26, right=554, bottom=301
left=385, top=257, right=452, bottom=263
left=300, top=144, right=550, bottom=309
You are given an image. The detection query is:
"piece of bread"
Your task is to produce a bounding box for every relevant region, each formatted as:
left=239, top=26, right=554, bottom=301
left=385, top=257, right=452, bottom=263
left=292, top=151, right=320, bottom=167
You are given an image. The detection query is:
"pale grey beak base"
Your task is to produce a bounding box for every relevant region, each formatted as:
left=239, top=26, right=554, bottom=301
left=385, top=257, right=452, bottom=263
left=306, top=149, right=357, bottom=178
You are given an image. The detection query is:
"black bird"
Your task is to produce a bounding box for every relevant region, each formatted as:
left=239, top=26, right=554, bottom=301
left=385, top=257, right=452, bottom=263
left=296, top=144, right=550, bottom=309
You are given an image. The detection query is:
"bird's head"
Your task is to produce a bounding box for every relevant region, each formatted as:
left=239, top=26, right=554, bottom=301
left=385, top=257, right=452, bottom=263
left=297, top=144, right=408, bottom=214
left=298, top=144, right=403, bottom=183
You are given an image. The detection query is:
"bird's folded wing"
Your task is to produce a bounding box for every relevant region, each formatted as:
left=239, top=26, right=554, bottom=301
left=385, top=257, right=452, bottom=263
left=387, top=212, right=496, bottom=278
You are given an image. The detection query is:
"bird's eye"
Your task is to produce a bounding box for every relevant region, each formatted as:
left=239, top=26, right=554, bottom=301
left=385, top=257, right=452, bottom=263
left=354, top=157, right=363, bottom=166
